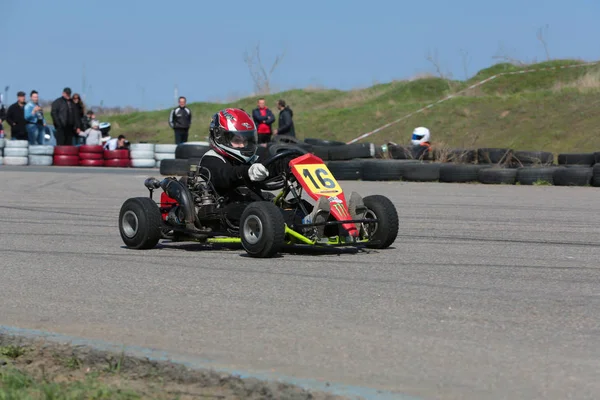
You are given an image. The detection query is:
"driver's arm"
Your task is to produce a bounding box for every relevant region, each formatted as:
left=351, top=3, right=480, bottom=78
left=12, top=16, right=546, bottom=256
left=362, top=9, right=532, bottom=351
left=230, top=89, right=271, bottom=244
left=200, top=155, right=251, bottom=191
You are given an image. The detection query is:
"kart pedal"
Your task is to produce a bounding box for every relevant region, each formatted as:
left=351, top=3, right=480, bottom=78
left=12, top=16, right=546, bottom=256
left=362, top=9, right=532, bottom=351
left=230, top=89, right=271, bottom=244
left=303, top=196, right=330, bottom=238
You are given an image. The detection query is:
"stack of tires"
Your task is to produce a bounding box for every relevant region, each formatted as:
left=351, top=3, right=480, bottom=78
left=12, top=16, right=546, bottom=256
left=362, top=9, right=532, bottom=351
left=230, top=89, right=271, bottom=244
left=159, top=141, right=210, bottom=175
left=154, top=144, right=177, bottom=168
left=28, top=145, right=54, bottom=166
left=3, top=140, right=29, bottom=166
left=129, top=143, right=156, bottom=168
left=53, top=146, right=80, bottom=166
left=104, top=148, right=130, bottom=168
left=79, top=145, right=105, bottom=167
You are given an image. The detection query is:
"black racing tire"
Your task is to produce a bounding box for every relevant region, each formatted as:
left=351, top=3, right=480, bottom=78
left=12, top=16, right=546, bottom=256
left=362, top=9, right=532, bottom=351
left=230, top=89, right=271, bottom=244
left=362, top=195, right=399, bottom=249
left=303, top=138, right=346, bottom=147
left=438, top=164, right=491, bottom=183
left=160, top=158, right=190, bottom=176
left=515, top=167, right=557, bottom=185
left=326, top=160, right=364, bottom=180
left=477, top=148, right=513, bottom=164
left=401, top=162, right=441, bottom=182
left=553, top=167, right=593, bottom=186
left=361, top=159, right=419, bottom=181
left=175, top=143, right=210, bottom=159
left=119, top=197, right=162, bottom=249
left=478, top=167, right=517, bottom=184
left=512, top=150, right=554, bottom=166
left=557, top=153, right=595, bottom=166
left=267, top=143, right=310, bottom=157
left=240, top=201, right=286, bottom=258
left=592, top=164, right=600, bottom=187
left=310, top=145, right=330, bottom=161
left=327, top=143, right=375, bottom=161
left=271, top=135, right=301, bottom=145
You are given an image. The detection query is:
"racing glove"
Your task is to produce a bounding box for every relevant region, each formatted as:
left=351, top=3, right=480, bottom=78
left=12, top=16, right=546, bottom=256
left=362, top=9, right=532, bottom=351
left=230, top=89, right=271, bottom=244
left=248, top=163, right=269, bottom=182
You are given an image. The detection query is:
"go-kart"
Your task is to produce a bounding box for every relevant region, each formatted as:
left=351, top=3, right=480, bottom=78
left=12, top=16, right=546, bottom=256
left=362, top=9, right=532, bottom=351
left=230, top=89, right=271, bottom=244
left=118, top=147, right=399, bottom=258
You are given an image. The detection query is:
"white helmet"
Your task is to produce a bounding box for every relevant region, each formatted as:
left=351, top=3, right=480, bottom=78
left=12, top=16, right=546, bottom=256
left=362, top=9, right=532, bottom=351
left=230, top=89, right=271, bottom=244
left=411, top=127, right=431, bottom=146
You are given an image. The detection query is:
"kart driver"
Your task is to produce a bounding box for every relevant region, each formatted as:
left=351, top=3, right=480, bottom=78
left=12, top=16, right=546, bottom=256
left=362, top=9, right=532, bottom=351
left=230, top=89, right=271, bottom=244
left=199, top=108, right=327, bottom=228
left=411, top=126, right=431, bottom=160
left=200, top=108, right=270, bottom=196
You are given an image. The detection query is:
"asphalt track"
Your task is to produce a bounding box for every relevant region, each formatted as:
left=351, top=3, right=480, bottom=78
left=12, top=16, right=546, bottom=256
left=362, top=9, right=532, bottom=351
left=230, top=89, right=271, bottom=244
left=2, top=166, right=600, bottom=400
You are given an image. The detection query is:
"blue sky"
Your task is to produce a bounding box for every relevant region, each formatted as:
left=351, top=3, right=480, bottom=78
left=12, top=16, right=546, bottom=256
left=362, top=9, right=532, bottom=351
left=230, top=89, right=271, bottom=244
left=2, top=0, right=598, bottom=110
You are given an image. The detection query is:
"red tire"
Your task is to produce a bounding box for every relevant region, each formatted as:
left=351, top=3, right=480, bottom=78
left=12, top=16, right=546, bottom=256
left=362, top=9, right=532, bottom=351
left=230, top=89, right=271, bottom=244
left=105, top=158, right=131, bottom=168
left=79, top=152, right=104, bottom=160
left=104, top=149, right=129, bottom=159
left=54, top=146, right=79, bottom=156
left=79, top=145, right=104, bottom=153
left=53, top=155, right=80, bottom=166
left=79, top=159, right=105, bottom=167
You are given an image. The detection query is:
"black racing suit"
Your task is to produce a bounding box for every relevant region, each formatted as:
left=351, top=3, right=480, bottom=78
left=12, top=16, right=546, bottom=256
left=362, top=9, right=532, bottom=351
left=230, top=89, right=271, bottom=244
left=199, top=149, right=309, bottom=226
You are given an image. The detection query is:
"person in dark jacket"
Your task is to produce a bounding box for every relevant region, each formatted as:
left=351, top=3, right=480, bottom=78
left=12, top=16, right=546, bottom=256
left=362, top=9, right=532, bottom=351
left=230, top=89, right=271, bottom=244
left=274, top=99, right=295, bottom=137
left=251, top=98, right=275, bottom=145
left=51, top=87, right=78, bottom=145
left=169, top=96, right=192, bottom=144
left=6, top=91, right=27, bottom=141
left=72, top=93, right=85, bottom=144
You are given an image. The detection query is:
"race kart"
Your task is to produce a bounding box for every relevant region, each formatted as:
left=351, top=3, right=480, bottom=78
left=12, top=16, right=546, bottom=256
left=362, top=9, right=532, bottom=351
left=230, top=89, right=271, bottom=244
left=118, top=147, right=399, bottom=258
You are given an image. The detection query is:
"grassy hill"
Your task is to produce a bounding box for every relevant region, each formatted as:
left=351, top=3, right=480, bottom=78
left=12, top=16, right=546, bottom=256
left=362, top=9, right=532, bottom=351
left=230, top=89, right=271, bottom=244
left=106, top=59, right=600, bottom=154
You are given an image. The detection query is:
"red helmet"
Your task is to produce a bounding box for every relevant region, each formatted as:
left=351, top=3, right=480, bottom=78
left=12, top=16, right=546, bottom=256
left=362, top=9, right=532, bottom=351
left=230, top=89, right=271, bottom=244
left=209, top=108, right=258, bottom=164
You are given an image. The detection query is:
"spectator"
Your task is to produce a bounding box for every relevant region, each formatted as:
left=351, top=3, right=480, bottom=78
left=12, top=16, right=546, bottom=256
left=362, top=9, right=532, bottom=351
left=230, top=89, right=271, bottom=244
left=81, top=110, right=95, bottom=130
left=72, top=93, right=86, bottom=144
left=410, top=126, right=431, bottom=160
left=274, top=99, right=295, bottom=137
left=6, top=91, right=27, bottom=141
left=51, top=87, right=77, bottom=146
left=169, top=96, right=192, bottom=144
left=103, top=134, right=129, bottom=151
left=252, top=98, right=275, bottom=145
left=78, top=119, right=102, bottom=145
left=23, top=90, right=46, bottom=145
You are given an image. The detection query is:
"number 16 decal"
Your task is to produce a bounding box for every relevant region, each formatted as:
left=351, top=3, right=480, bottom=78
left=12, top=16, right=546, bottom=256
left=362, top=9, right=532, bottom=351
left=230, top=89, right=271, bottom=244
left=302, top=167, right=336, bottom=189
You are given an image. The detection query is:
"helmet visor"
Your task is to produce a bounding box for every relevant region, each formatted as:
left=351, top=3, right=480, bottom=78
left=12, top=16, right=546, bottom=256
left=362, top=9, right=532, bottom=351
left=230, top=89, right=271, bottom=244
left=412, top=133, right=425, bottom=141
left=224, top=129, right=257, bottom=155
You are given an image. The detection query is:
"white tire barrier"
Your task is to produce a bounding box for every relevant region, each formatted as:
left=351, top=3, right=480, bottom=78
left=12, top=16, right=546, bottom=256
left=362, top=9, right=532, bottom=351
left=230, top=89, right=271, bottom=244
left=154, top=144, right=177, bottom=153
left=0, top=139, right=5, bottom=148
left=130, top=158, right=156, bottom=168
left=3, top=156, right=28, bottom=166
left=5, top=140, right=28, bottom=148
left=155, top=160, right=161, bottom=168
left=155, top=152, right=175, bottom=161
left=0, top=157, right=3, bottom=165
left=4, top=147, right=29, bottom=157
left=28, top=145, right=54, bottom=156
left=28, top=155, right=53, bottom=166
left=130, top=150, right=155, bottom=159
left=129, top=143, right=155, bottom=152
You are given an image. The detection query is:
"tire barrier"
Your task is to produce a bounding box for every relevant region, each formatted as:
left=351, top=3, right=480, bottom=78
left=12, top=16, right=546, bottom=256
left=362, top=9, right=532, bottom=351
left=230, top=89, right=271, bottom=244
left=175, top=142, right=210, bottom=159
left=79, top=145, right=104, bottom=166
left=154, top=144, right=177, bottom=168
left=129, top=143, right=155, bottom=168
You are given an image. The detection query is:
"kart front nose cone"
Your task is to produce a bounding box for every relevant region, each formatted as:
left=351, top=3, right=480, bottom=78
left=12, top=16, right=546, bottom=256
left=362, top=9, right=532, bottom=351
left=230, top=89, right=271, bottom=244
left=243, top=215, right=263, bottom=245
left=122, top=210, right=139, bottom=238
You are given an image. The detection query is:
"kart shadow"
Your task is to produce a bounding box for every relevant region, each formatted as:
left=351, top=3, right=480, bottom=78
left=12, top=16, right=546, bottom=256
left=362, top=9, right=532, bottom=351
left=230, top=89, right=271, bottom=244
left=138, top=241, right=374, bottom=258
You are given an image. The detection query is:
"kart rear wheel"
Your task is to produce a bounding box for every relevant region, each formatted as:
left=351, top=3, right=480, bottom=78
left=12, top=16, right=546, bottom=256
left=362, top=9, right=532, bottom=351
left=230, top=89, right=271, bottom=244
left=119, top=197, right=162, bottom=249
left=362, top=195, right=399, bottom=249
left=240, top=201, right=285, bottom=258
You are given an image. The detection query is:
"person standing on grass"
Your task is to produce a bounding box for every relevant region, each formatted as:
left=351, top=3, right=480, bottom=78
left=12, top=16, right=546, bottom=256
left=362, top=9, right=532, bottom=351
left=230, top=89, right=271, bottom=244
left=51, top=87, right=77, bottom=145
left=24, top=90, right=46, bottom=145
left=169, top=96, right=192, bottom=144
left=274, top=99, right=295, bottom=137
left=252, top=98, right=276, bottom=145
left=6, top=91, right=27, bottom=141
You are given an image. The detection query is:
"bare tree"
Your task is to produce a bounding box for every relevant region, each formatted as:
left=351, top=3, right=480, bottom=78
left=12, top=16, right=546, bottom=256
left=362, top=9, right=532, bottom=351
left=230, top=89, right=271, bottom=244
left=492, top=43, right=528, bottom=66
left=243, top=42, right=285, bottom=95
left=537, top=24, right=551, bottom=61
left=459, top=48, right=471, bottom=79
left=425, top=49, right=454, bottom=91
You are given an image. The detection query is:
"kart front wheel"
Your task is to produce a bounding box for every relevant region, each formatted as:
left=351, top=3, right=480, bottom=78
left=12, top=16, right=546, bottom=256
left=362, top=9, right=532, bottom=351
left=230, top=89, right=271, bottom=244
left=119, top=197, right=162, bottom=249
left=362, top=195, right=399, bottom=249
left=240, top=201, right=285, bottom=258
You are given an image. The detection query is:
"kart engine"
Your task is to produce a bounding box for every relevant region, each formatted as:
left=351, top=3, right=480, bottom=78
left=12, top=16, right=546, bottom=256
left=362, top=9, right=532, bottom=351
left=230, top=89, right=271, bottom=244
left=144, top=163, right=221, bottom=232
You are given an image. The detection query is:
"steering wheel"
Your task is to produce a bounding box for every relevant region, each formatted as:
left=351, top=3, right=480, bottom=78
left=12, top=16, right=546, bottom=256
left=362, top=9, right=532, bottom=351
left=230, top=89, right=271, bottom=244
left=256, top=146, right=309, bottom=191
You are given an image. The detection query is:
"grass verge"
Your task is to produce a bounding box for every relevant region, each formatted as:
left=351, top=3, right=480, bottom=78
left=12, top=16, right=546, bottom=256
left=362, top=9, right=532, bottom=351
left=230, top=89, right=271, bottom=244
left=0, top=334, right=345, bottom=400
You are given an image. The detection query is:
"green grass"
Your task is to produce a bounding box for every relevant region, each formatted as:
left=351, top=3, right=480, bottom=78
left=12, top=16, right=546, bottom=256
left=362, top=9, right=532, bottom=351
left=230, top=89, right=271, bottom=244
left=99, top=59, right=600, bottom=153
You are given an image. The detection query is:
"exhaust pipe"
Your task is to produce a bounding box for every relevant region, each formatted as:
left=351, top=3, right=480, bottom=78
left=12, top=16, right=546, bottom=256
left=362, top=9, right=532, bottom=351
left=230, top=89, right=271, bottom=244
left=159, top=178, right=196, bottom=231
